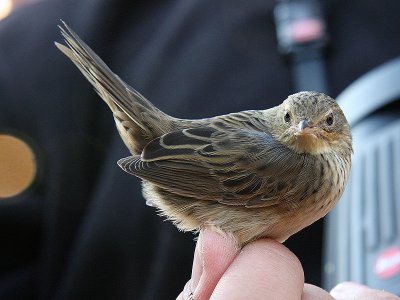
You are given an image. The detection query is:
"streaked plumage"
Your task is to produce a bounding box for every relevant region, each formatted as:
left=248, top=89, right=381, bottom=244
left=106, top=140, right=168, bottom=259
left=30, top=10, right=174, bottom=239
left=55, top=22, right=352, bottom=246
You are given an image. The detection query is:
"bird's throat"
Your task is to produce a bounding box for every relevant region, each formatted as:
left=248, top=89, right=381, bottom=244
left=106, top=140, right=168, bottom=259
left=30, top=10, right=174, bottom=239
left=291, top=135, right=331, bottom=155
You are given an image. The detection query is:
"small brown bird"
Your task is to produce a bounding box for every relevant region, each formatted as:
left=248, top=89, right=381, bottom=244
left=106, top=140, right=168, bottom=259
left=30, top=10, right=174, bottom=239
left=55, top=22, right=352, bottom=246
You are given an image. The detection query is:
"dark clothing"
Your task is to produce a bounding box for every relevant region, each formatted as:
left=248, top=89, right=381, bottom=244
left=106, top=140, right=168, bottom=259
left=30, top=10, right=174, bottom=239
left=0, top=0, right=399, bottom=299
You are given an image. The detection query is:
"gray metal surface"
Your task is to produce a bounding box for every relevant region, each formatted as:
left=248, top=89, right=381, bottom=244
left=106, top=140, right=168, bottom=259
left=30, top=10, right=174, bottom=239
left=323, top=58, right=400, bottom=295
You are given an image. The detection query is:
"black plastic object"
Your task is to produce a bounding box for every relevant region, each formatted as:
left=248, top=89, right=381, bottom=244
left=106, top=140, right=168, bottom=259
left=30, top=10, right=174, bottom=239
left=323, top=58, right=400, bottom=295
left=274, top=0, right=329, bottom=93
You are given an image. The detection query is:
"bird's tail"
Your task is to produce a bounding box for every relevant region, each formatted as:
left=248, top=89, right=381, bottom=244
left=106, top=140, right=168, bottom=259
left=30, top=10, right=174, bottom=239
left=55, top=21, right=177, bottom=154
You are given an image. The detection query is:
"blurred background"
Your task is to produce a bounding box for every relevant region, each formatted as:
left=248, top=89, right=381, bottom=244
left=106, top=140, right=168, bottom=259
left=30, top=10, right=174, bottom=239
left=0, top=0, right=399, bottom=299
left=0, top=0, right=41, bottom=21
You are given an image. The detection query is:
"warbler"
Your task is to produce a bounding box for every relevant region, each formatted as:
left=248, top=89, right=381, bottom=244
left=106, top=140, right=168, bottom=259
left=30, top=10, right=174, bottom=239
left=56, top=22, right=352, bottom=246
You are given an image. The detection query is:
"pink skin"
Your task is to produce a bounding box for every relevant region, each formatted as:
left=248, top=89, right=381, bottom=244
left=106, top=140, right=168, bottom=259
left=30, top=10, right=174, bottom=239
left=177, top=230, right=400, bottom=300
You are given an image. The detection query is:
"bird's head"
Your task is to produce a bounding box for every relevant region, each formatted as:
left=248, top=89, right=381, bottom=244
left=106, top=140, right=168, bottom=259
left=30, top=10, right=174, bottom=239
left=272, top=91, right=352, bottom=155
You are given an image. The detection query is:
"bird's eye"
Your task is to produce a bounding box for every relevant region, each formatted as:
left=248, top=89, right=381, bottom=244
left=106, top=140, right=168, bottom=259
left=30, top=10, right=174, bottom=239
left=326, top=114, right=334, bottom=126
left=284, top=111, right=291, bottom=123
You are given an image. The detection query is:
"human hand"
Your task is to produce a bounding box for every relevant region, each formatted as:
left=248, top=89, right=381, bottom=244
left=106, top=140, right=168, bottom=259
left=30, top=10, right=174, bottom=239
left=329, top=282, right=400, bottom=300
left=177, top=229, right=400, bottom=300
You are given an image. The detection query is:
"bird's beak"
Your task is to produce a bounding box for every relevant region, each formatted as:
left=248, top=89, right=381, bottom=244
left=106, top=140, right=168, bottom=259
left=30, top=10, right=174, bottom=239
left=298, top=119, right=311, bottom=131
left=296, top=119, right=316, bottom=136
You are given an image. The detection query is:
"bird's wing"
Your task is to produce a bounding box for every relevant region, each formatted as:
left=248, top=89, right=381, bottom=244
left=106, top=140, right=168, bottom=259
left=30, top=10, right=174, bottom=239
left=118, top=127, right=312, bottom=208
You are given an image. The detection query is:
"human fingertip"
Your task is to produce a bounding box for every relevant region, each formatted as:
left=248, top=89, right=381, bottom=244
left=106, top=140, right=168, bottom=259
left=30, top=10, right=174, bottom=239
left=330, top=281, right=400, bottom=299
left=243, top=238, right=304, bottom=281
left=200, top=228, right=239, bottom=266
left=190, top=228, right=239, bottom=300
left=210, top=238, right=304, bottom=299
left=330, top=281, right=369, bottom=299
left=190, top=232, right=203, bottom=293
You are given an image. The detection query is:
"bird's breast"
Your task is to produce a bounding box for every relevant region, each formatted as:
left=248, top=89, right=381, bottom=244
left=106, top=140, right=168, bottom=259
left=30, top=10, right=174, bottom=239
left=302, top=151, right=351, bottom=218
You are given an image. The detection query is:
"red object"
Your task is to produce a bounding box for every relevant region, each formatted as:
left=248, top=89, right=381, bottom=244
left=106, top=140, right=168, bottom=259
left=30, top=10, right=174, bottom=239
left=375, top=247, right=400, bottom=279
left=290, top=18, right=323, bottom=43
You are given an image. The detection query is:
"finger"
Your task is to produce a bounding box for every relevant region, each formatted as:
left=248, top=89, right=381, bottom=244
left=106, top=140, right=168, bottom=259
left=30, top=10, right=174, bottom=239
left=302, top=283, right=334, bottom=300
left=210, top=239, right=304, bottom=300
left=181, top=229, right=239, bottom=300
left=330, top=282, right=400, bottom=300
left=176, top=291, right=183, bottom=300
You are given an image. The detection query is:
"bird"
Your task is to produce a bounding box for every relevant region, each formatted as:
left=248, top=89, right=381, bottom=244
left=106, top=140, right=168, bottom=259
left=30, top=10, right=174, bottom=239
left=55, top=22, right=352, bottom=247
